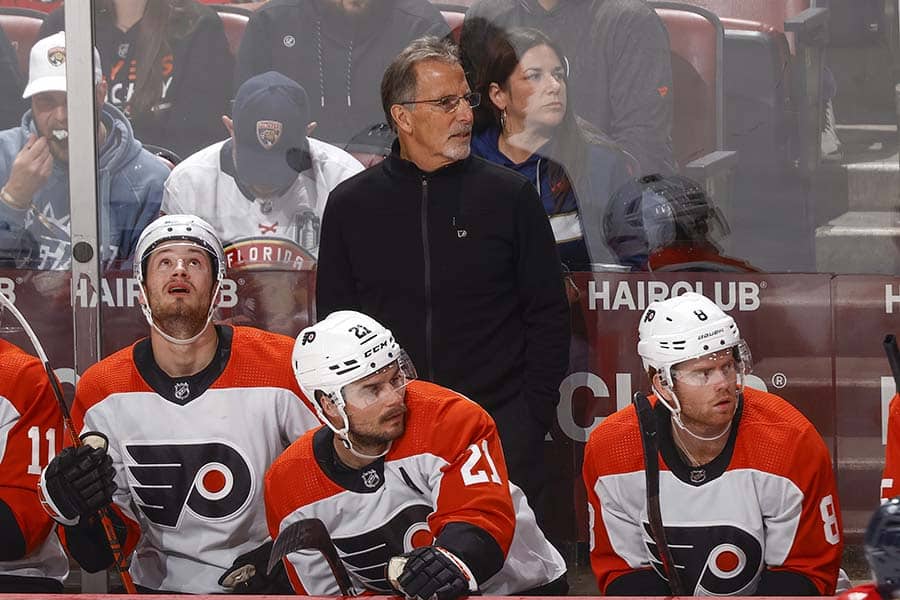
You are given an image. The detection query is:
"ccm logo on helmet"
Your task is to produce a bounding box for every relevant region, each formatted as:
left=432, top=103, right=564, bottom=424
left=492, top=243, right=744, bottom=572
left=644, top=522, right=763, bottom=595
left=125, top=442, right=254, bottom=528
left=365, top=340, right=389, bottom=357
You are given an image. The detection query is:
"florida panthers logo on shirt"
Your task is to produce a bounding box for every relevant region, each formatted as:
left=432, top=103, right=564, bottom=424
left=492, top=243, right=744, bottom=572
left=125, top=441, right=254, bottom=528
left=643, top=522, right=763, bottom=595
left=256, top=120, right=283, bottom=150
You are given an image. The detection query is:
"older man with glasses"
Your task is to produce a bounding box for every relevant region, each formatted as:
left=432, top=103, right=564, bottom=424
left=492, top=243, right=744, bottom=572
left=315, top=36, right=570, bottom=537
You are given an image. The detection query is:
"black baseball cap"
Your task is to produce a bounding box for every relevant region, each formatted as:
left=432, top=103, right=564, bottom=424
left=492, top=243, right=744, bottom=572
left=233, top=71, right=311, bottom=189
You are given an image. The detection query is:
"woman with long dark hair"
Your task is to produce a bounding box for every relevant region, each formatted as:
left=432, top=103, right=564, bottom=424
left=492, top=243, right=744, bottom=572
left=470, top=26, right=633, bottom=270
left=40, top=0, right=233, bottom=160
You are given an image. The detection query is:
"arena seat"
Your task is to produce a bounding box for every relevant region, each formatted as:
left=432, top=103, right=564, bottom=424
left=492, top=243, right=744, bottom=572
left=211, top=4, right=252, bottom=58
left=0, top=1, right=61, bottom=13
left=436, top=4, right=466, bottom=42
left=673, top=0, right=829, bottom=177
left=650, top=3, right=738, bottom=211
left=0, top=7, right=45, bottom=76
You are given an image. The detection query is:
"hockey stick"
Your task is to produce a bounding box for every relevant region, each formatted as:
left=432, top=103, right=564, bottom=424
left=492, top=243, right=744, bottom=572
left=884, top=335, right=900, bottom=390
left=267, top=517, right=354, bottom=595
left=633, top=391, right=685, bottom=595
left=0, top=292, right=138, bottom=594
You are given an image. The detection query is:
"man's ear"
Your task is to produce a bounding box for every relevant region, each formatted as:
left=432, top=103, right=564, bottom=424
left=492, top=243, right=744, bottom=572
left=221, top=115, right=235, bottom=139
left=390, top=105, right=413, bottom=135
left=652, top=372, right=675, bottom=401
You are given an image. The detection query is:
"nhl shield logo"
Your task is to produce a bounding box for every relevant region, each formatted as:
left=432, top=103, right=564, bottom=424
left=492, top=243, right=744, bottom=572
left=174, top=382, right=190, bottom=401
left=362, top=468, right=380, bottom=489
left=256, top=120, right=283, bottom=150
left=47, top=47, right=66, bottom=67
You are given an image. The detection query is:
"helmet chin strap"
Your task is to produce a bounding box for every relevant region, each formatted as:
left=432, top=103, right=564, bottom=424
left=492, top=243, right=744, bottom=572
left=322, top=397, right=391, bottom=462
left=140, top=282, right=221, bottom=346
left=652, top=381, right=738, bottom=443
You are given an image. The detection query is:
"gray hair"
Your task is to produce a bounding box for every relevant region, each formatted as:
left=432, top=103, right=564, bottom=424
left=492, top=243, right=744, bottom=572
left=380, top=36, right=461, bottom=132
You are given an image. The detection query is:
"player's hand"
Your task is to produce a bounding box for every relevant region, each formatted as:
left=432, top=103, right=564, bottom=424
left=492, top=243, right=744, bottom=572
left=387, top=546, right=478, bottom=600
left=219, top=540, right=292, bottom=594
left=39, top=432, right=115, bottom=525
left=4, top=134, right=53, bottom=209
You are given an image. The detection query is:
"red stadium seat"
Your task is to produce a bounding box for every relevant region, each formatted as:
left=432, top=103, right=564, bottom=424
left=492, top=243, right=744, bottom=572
left=0, top=1, right=61, bottom=13
left=210, top=4, right=268, bottom=57
left=0, top=7, right=45, bottom=76
left=440, top=9, right=465, bottom=43
left=650, top=3, right=738, bottom=213
left=672, top=0, right=829, bottom=175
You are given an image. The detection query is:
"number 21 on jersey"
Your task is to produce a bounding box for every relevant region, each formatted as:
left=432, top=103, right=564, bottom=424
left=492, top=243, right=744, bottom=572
left=461, top=439, right=502, bottom=486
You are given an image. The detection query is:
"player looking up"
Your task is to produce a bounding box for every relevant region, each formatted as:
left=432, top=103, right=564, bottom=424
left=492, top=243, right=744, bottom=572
left=37, top=214, right=319, bottom=593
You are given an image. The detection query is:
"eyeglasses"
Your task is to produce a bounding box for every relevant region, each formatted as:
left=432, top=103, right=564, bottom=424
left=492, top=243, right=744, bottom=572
left=397, top=92, right=481, bottom=113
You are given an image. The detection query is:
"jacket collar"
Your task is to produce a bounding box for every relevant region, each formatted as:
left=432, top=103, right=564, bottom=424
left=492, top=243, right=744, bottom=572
left=383, top=139, right=470, bottom=180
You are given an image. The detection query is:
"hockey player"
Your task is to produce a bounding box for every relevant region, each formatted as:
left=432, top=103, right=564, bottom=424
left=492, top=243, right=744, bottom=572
left=0, top=337, right=66, bottom=593
left=838, top=496, right=900, bottom=600
left=882, top=390, right=900, bottom=500
left=265, top=310, right=568, bottom=598
left=583, top=292, right=843, bottom=595
left=37, top=214, right=320, bottom=593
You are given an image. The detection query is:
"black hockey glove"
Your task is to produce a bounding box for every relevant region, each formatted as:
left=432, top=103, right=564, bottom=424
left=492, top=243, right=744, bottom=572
left=40, top=433, right=115, bottom=524
left=387, top=546, right=478, bottom=600
left=219, top=540, right=293, bottom=595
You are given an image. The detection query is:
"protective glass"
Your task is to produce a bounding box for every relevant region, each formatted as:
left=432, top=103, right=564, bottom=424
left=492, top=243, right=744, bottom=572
left=341, top=351, right=417, bottom=408
left=671, top=341, right=752, bottom=386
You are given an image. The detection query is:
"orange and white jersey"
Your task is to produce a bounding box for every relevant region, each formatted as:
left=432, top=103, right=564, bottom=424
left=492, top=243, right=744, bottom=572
left=583, top=387, right=842, bottom=596
left=881, top=393, right=900, bottom=501
left=0, top=339, right=67, bottom=582
left=67, top=325, right=319, bottom=593
left=265, top=380, right=565, bottom=596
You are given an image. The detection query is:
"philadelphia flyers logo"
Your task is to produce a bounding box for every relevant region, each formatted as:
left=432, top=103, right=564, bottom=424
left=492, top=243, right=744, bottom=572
left=332, top=504, right=433, bottom=592
left=125, top=442, right=254, bottom=528
left=643, top=522, right=763, bottom=595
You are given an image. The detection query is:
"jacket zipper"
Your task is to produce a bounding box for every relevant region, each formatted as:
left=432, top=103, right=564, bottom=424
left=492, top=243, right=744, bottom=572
left=420, top=176, right=434, bottom=381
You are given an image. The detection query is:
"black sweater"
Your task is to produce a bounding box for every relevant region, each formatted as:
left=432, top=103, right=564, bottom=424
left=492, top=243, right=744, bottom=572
left=316, top=144, right=570, bottom=426
left=235, top=0, right=449, bottom=145
left=41, top=5, right=233, bottom=160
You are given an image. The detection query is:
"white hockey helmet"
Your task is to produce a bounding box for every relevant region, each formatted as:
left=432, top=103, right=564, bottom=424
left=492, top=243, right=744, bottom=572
left=292, top=311, right=416, bottom=438
left=637, top=291, right=751, bottom=387
left=134, top=214, right=226, bottom=284
left=134, top=214, right=226, bottom=345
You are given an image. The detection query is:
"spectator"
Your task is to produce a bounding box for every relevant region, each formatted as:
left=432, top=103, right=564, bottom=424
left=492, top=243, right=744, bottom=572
left=316, top=37, right=570, bottom=534
left=470, top=26, right=631, bottom=270
left=461, top=0, right=676, bottom=177
left=603, top=174, right=758, bottom=272
left=0, top=32, right=166, bottom=270
left=0, top=25, right=25, bottom=131
left=266, top=310, right=568, bottom=597
left=0, top=337, right=66, bottom=593
left=583, top=292, right=843, bottom=595
left=235, top=0, right=450, bottom=145
left=40, top=0, right=233, bottom=160
left=162, top=71, right=363, bottom=259
left=37, top=214, right=320, bottom=594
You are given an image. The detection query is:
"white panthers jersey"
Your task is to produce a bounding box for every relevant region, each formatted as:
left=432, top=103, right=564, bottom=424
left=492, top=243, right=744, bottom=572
left=68, top=326, right=319, bottom=593
left=161, top=138, right=363, bottom=258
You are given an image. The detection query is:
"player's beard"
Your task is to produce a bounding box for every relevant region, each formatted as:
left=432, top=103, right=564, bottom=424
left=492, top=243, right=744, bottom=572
left=150, top=292, right=212, bottom=340
left=348, top=406, right=407, bottom=450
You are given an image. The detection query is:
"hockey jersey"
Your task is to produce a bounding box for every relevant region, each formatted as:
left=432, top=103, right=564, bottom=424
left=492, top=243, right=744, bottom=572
left=61, top=325, right=320, bottom=593
left=265, top=380, right=566, bottom=595
left=161, top=138, right=363, bottom=259
left=583, top=387, right=842, bottom=596
left=882, top=393, right=900, bottom=501
left=838, top=583, right=885, bottom=600
left=0, top=339, right=67, bottom=585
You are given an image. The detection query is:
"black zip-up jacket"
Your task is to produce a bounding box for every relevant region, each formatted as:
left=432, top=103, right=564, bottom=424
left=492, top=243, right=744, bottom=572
left=235, top=0, right=449, bottom=145
left=316, top=144, right=570, bottom=426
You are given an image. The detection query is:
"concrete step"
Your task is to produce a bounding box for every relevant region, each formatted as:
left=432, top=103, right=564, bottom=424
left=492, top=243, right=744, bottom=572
left=815, top=211, right=900, bottom=274
left=837, top=125, right=899, bottom=212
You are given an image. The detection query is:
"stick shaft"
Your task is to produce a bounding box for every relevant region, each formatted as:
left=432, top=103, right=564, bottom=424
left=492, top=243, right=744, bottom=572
left=885, top=335, right=900, bottom=390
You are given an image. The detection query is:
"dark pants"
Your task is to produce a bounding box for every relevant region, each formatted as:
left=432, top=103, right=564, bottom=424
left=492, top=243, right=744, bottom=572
left=490, top=399, right=552, bottom=536
left=0, top=574, right=64, bottom=593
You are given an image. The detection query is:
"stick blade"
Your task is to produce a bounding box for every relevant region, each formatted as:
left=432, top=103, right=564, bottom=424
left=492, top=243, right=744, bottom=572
left=268, top=518, right=329, bottom=575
